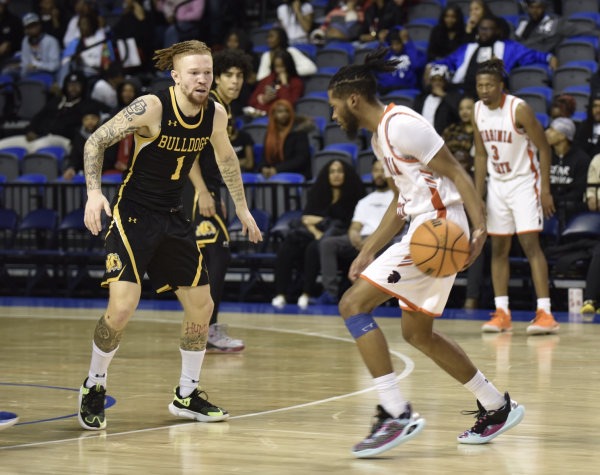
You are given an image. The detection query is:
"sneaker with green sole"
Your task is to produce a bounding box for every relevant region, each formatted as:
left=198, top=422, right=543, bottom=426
left=168, top=387, right=229, bottom=422
left=78, top=378, right=107, bottom=430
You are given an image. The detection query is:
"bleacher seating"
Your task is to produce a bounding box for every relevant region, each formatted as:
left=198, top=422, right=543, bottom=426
left=408, top=1, right=443, bottom=22
left=487, top=0, right=520, bottom=16
left=562, top=0, right=599, bottom=17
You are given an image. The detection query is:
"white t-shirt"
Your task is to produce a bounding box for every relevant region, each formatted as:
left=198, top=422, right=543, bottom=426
left=277, top=3, right=313, bottom=44
left=421, top=94, right=442, bottom=127
left=257, top=47, right=317, bottom=81
left=91, top=79, right=118, bottom=108
left=351, top=189, right=395, bottom=237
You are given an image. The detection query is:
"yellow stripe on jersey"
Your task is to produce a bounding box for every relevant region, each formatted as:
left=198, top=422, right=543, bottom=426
left=169, top=87, right=204, bottom=129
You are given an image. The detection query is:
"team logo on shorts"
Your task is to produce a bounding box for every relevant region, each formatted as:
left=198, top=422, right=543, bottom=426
left=196, top=221, right=217, bottom=237
left=387, top=271, right=401, bottom=284
left=106, top=253, right=122, bottom=273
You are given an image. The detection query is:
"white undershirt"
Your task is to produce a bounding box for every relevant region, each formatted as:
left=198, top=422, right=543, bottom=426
left=421, top=95, right=442, bottom=127
left=351, top=189, right=395, bottom=237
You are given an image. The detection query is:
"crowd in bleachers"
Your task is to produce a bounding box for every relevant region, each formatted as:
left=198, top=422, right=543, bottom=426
left=2, top=0, right=600, bottom=311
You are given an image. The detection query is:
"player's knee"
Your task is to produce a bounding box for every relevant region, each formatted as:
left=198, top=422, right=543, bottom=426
left=519, top=236, right=542, bottom=257
left=402, top=325, right=432, bottom=350
left=339, top=290, right=364, bottom=319
left=106, top=305, right=135, bottom=328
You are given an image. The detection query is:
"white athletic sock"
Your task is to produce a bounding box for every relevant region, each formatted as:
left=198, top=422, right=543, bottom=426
left=464, top=370, right=505, bottom=411
left=179, top=348, right=206, bottom=398
left=86, top=342, right=118, bottom=389
left=537, top=298, right=551, bottom=314
left=494, top=296, right=509, bottom=313
left=374, top=373, right=406, bottom=419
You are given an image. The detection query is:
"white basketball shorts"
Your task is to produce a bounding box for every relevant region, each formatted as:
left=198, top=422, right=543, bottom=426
left=360, top=204, right=469, bottom=317
left=487, top=173, right=543, bottom=236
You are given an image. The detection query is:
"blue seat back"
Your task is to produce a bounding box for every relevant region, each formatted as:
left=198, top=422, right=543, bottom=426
left=561, top=212, right=600, bottom=240
left=102, top=174, right=123, bottom=183
left=324, top=42, right=355, bottom=61
left=58, top=209, right=87, bottom=231
left=271, top=209, right=303, bottom=234
left=253, top=143, right=264, bottom=167
left=228, top=209, right=271, bottom=233
left=517, top=86, right=552, bottom=103
left=252, top=116, right=270, bottom=125
left=36, top=146, right=66, bottom=163
left=564, top=85, right=591, bottom=95
left=0, top=174, right=5, bottom=184
left=570, top=12, right=600, bottom=27
left=18, top=209, right=57, bottom=232
left=410, top=17, right=438, bottom=26
left=566, top=36, right=599, bottom=50
left=541, top=214, right=559, bottom=239
left=241, top=173, right=263, bottom=184
left=563, top=60, right=598, bottom=74
left=14, top=173, right=47, bottom=184
left=535, top=113, right=549, bottom=129
left=267, top=173, right=305, bottom=183
left=26, top=72, right=54, bottom=89
left=0, top=147, right=27, bottom=161
left=311, top=116, right=326, bottom=135
left=362, top=173, right=373, bottom=182
left=323, top=143, right=359, bottom=160
left=0, top=209, right=18, bottom=232
left=295, top=44, right=317, bottom=61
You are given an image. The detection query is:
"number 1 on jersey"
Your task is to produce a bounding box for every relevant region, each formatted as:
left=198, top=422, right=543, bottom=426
left=171, top=156, right=185, bottom=180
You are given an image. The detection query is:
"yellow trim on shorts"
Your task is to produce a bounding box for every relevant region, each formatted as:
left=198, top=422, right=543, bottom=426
left=212, top=213, right=230, bottom=242
left=156, top=284, right=173, bottom=293
left=192, top=188, right=199, bottom=222
left=191, top=252, right=204, bottom=287
left=100, top=265, right=127, bottom=288
left=169, top=87, right=204, bottom=129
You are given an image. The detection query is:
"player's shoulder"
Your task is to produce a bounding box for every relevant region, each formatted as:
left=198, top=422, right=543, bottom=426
left=213, top=100, right=227, bottom=119
left=121, top=94, right=162, bottom=123
left=384, top=105, right=429, bottom=127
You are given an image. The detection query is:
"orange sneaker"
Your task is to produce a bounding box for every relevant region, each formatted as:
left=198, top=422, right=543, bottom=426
left=526, top=309, right=560, bottom=335
left=482, top=309, right=513, bottom=333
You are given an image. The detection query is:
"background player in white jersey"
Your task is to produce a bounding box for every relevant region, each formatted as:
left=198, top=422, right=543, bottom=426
left=327, top=48, right=525, bottom=458
left=473, top=59, right=560, bottom=335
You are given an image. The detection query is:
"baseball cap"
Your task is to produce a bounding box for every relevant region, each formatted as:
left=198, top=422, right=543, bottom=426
left=23, top=13, right=40, bottom=27
left=550, top=117, right=576, bottom=142
left=430, top=64, right=450, bottom=81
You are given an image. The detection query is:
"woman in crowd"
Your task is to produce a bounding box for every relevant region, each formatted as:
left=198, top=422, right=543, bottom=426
left=442, top=96, right=475, bottom=161
left=464, top=0, right=492, bottom=43
left=63, top=0, right=103, bottom=47
left=256, top=27, right=316, bottom=81
left=112, top=0, right=156, bottom=71
left=249, top=50, right=304, bottom=113
left=358, top=0, right=404, bottom=44
left=427, top=5, right=466, bottom=62
left=272, top=159, right=365, bottom=309
left=550, top=94, right=576, bottom=120
left=36, top=0, right=67, bottom=42
left=277, top=0, right=313, bottom=45
left=260, top=99, right=312, bottom=179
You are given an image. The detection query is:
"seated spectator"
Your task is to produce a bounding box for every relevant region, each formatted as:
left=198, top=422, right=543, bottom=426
left=271, top=159, right=365, bottom=309
left=575, top=91, right=600, bottom=159
left=546, top=118, right=590, bottom=225
left=232, top=124, right=254, bottom=172
left=256, top=27, right=317, bottom=81
left=249, top=51, right=304, bottom=113
left=13, top=13, right=60, bottom=81
left=158, top=0, right=205, bottom=48
left=0, top=71, right=87, bottom=152
left=427, top=5, right=466, bottom=62
left=224, top=29, right=259, bottom=117
left=260, top=99, right=312, bottom=179
left=586, top=153, right=600, bottom=211
left=110, top=77, right=142, bottom=116
left=312, top=0, right=368, bottom=42
left=427, top=15, right=558, bottom=95
left=315, top=159, right=395, bottom=304
left=358, top=0, right=403, bottom=44
left=376, top=26, right=426, bottom=95
left=515, top=0, right=599, bottom=53
left=91, top=62, right=125, bottom=109
left=414, top=65, right=460, bottom=136
left=36, top=0, right=67, bottom=42
left=443, top=96, right=475, bottom=160
left=0, top=0, right=23, bottom=66
left=579, top=244, right=600, bottom=315
left=550, top=94, right=576, bottom=120
left=63, top=0, right=103, bottom=48
left=278, top=0, right=313, bottom=45
left=112, top=0, right=156, bottom=71
left=464, top=0, right=492, bottom=43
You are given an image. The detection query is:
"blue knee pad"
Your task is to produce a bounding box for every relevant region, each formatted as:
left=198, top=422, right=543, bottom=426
left=345, top=313, right=379, bottom=340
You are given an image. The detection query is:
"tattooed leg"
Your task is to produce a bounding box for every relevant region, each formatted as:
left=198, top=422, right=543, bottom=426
left=181, top=322, right=209, bottom=351
left=176, top=285, right=214, bottom=351
left=94, top=314, right=125, bottom=353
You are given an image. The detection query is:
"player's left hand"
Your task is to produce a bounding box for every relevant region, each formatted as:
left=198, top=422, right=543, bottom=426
left=237, top=208, right=263, bottom=243
left=461, top=227, right=486, bottom=271
left=541, top=191, right=555, bottom=219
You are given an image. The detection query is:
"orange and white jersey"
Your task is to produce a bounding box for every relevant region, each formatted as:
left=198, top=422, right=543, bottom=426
left=373, top=104, right=463, bottom=219
left=475, top=94, right=540, bottom=181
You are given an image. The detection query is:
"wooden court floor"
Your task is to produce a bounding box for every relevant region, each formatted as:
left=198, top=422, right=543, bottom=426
left=1, top=306, right=600, bottom=474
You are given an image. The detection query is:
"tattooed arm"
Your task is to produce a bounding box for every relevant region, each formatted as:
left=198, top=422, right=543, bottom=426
left=84, top=96, right=162, bottom=235
left=210, top=103, right=262, bottom=243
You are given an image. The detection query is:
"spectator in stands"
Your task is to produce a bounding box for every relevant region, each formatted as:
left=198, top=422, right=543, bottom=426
left=112, top=0, right=156, bottom=71
left=36, top=0, right=67, bottom=42
left=464, top=0, right=491, bottom=43
left=62, top=0, right=103, bottom=48
left=586, top=153, right=600, bottom=211
left=376, top=26, right=426, bottom=95
left=260, top=99, right=312, bottom=179
left=159, top=0, right=205, bottom=48
left=515, top=0, right=599, bottom=53
left=91, top=62, right=125, bottom=109
left=546, top=117, right=590, bottom=225
left=579, top=246, right=600, bottom=315
left=414, top=65, right=460, bottom=136
left=0, top=0, right=23, bottom=66
left=427, top=15, right=558, bottom=95
left=311, top=0, right=369, bottom=43
left=110, top=77, right=142, bottom=116
left=358, top=0, right=403, bottom=44
left=271, top=159, right=365, bottom=309
left=427, top=5, right=466, bottom=62
left=256, top=27, right=317, bottom=81
left=575, top=91, right=600, bottom=159
left=232, top=124, right=254, bottom=172
left=443, top=96, right=475, bottom=160
left=17, top=13, right=60, bottom=81
left=278, top=0, right=313, bottom=45
left=250, top=51, right=304, bottom=113
left=314, top=159, right=394, bottom=305
left=224, top=28, right=259, bottom=116
left=550, top=94, right=576, bottom=120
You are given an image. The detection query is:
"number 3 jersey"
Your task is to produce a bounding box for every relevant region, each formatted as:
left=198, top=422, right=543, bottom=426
left=119, top=86, right=215, bottom=211
left=374, top=104, right=462, bottom=219
left=475, top=93, right=539, bottom=182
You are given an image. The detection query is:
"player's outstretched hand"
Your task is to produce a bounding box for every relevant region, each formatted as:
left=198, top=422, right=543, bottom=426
left=462, top=227, right=486, bottom=271
left=237, top=208, right=263, bottom=244
left=348, top=251, right=375, bottom=282
left=541, top=191, right=556, bottom=219
left=84, top=190, right=111, bottom=236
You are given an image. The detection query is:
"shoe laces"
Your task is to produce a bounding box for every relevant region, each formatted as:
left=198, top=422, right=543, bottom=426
left=532, top=309, right=549, bottom=323
left=462, top=404, right=501, bottom=434
left=85, top=383, right=106, bottom=413
left=488, top=310, right=506, bottom=322
left=212, top=324, right=229, bottom=340
left=190, top=388, right=213, bottom=407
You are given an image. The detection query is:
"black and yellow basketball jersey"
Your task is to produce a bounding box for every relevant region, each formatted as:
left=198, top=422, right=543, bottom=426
left=117, top=87, right=215, bottom=211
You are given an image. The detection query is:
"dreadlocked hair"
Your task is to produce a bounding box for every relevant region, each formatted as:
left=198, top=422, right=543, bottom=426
left=476, top=58, right=507, bottom=83
left=153, top=40, right=212, bottom=71
left=328, top=46, right=399, bottom=102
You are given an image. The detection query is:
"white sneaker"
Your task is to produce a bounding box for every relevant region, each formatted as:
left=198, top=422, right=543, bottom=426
left=207, top=324, right=244, bottom=353
left=271, top=295, right=286, bottom=308
left=298, top=295, right=309, bottom=310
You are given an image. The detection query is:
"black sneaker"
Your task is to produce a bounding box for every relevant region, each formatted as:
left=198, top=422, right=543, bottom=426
left=168, top=387, right=229, bottom=422
left=457, top=391, right=525, bottom=444
left=78, top=378, right=107, bottom=430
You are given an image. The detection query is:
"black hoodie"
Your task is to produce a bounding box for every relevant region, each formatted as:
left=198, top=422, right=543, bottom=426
left=550, top=145, right=590, bottom=202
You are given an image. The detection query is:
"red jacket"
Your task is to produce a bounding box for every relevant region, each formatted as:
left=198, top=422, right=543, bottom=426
left=248, top=73, right=304, bottom=112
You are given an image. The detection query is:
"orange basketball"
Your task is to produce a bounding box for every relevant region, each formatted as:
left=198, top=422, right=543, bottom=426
left=409, top=218, right=470, bottom=278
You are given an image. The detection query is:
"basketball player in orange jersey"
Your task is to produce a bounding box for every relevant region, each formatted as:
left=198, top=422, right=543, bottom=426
left=473, top=59, right=560, bottom=335
left=79, top=40, right=261, bottom=430
left=328, top=48, right=525, bottom=458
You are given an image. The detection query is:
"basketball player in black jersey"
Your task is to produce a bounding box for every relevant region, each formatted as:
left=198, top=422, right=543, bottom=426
left=78, top=40, right=261, bottom=430
left=181, top=49, right=253, bottom=353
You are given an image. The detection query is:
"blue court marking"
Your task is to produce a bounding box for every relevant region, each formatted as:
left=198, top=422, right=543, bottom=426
left=0, top=383, right=116, bottom=426
left=0, top=297, right=597, bottom=324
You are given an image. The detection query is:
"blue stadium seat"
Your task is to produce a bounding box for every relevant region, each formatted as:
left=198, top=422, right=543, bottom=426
left=413, top=41, right=429, bottom=52
left=311, top=116, right=326, bottom=136
left=408, top=1, right=443, bottom=22
left=251, top=116, right=270, bottom=125
left=564, top=85, right=591, bottom=95
left=235, top=117, right=244, bottom=131
left=361, top=173, right=373, bottom=182
left=253, top=144, right=264, bottom=167
left=243, top=122, right=268, bottom=146
left=509, top=64, right=551, bottom=91
left=228, top=208, right=270, bottom=236
left=517, top=86, right=552, bottom=114
left=13, top=174, right=47, bottom=184
left=305, top=73, right=335, bottom=95
left=566, top=36, right=599, bottom=51
left=35, top=146, right=66, bottom=165
left=267, top=173, right=305, bottom=183
left=324, top=42, right=355, bottom=61
left=535, top=113, right=549, bottom=129
left=541, top=214, right=560, bottom=246
left=53, top=175, right=87, bottom=183
left=563, top=60, right=598, bottom=74
left=270, top=209, right=303, bottom=236
left=563, top=0, right=600, bottom=17
left=411, top=18, right=438, bottom=27
left=406, top=22, right=433, bottom=42
left=317, top=67, right=339, bottom=74
left=18, top=208, right=56, bottom=233
left=295, top=44, right=317, bottom=61
left=25, top=73, right=54, bottom=89
left=570, top=12, right=600, bottom=28
left=557, top=41, right=597, bottom=65
left=563, top=85, right=591, bottom=112
left=241, top=173, right=263, bottom=183
left=0, top=174, right=5, bottom=184
left=553, top=63, right=594, bottom=94
left=499, top=14, right=520, bottom=28
left=295, top=95, right=331, bottom=119
left=0, top=209, right=18, bottom=237
left=317, top=45, right=352, bottom=69
left=306, top=91, right=329, bottom=100
left=323, top=143, right=359, bottom=161
left=252, top=45, right=270, bottom=54
left=0, top=147, right=27, bottom=161
left=101, top=174, right=123, bottom=183
left=561, top=212, right=600, bottom=241
left=487, top=0, right=519, bottom=16
left=572, top=111, right=588, bottom=122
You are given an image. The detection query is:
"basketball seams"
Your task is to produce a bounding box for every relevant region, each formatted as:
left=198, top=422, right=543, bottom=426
left=410, top=242, right=469, bottom=254
left=436, top=219, right=448, bottom=278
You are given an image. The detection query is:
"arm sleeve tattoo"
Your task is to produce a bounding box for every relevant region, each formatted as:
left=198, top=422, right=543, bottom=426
left=216, top=153, right=246, bottom=208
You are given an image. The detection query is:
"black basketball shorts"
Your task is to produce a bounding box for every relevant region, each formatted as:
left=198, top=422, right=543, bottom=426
left=101, top=197, right=209, bottom=293
left=184, top=184, right=230, bottom=249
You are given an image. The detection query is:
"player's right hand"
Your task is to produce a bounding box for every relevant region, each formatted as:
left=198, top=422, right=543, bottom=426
left=348, top=251, right=375, bottom=283
left=84, top=190, right=111, bottom=236
left=462, top=227, right=486, bottom=271
left=198, top=190, right=216, bottom=217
